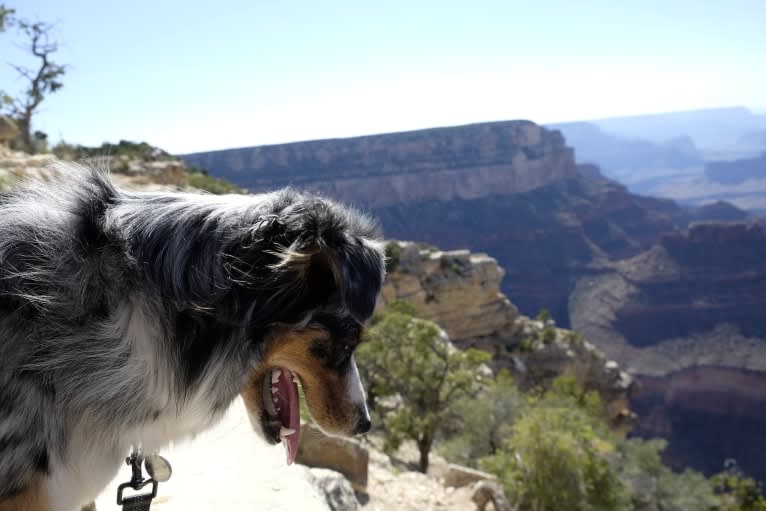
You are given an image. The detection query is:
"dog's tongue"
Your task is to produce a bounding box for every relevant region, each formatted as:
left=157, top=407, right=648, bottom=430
left=276, top=368, right=301, bottom=465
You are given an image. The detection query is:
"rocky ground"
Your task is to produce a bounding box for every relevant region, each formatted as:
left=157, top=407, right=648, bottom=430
left=0, top=145, right=191, bottom=193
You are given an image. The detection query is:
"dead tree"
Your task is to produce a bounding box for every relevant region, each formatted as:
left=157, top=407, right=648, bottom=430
left=9, top=20, right=65, bottom=152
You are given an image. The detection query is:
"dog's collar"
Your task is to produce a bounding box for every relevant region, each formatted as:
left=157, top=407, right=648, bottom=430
left=115, top=449, right=172, bottom=511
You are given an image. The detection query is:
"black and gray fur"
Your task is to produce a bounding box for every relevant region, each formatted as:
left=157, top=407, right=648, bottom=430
left=0, top=163, right=385, bottom=507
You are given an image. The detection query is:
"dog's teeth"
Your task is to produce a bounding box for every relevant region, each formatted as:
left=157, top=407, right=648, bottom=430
left=280, top=427, right=296, bottom=437
left=292, top=375, right=299, bottom=384
left=271, top=386, right=279, bottom=394
left=271, top=369, right=281, bottom=383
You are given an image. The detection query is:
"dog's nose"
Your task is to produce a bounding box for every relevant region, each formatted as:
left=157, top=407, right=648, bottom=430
left=354, top=415, right=371, bottom=435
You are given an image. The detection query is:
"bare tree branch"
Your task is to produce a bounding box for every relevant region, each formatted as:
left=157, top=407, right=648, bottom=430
left=5, top=18, right=66, bottom=152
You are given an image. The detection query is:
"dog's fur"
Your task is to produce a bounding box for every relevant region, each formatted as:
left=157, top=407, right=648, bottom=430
left=0, top=164, right=385, bottom=510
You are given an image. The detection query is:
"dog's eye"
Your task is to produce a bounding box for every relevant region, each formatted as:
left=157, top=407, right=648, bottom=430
left=309, top=338, right=331, bottom=360
left=333, top=344, right=353, bottom=369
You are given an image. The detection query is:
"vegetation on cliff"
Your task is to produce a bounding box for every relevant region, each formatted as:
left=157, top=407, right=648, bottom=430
left=3, top=139, right=243, bottom=194
left=360, top=301, right=766, bottom=511
left=356, top=300, right=491, bottom=473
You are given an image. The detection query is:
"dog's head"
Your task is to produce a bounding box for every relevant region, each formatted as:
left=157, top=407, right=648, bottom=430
left=233, top=193, right=385, bottom=463
left=127, top=189, right=384, bottom=461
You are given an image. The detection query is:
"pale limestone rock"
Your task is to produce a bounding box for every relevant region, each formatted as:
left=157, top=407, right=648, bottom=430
left=471, top=480, right=514, bottom=511
left=297, top=423, right=370, bottom=491
left=308, top=468, right=361, bottom=511
left=380, top=242, right=518, bottom=343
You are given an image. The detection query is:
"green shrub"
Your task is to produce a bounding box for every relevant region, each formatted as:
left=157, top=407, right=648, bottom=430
left=384, top=241, right=401, bottom=273
left=519, top=338, right=534, bottom=352
left=536, top=308, right=553, bottom=323
left=187, top=170, right=242, bottom=194
left=439, top=370, right=521, bottom=467
left=356, top=300, right=491, bottom=472
left=712, top=468, right=766, bottom=511
left=480, top=401, right=627, bottom=511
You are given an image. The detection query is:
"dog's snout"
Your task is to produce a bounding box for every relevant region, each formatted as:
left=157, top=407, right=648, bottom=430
left=354, top=415, right=372, bottom=435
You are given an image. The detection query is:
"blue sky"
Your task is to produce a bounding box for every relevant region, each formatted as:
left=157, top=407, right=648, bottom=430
left=1, top=0, right=764, bottom=153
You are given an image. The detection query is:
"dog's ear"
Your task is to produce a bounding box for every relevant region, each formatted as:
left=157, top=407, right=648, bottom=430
left=264, top=198, right=386, bottom=321
left=271, top=236, right=385, bottom=321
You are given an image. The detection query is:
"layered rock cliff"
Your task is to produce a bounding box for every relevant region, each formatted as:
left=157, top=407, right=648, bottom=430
left=568, top=222, right=766, bottom=480
left=569, top=222, right=766, bottom=375
left=182, top=121, right=578, bottom=207
left=380, top=241, right=635, bottom=422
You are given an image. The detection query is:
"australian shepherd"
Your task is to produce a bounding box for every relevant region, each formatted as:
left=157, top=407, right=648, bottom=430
left=0, top=163, right=385, bottom=510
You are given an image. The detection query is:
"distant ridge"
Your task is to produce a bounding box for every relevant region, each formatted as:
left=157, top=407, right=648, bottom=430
left=581, top=106, right=766, bottom=149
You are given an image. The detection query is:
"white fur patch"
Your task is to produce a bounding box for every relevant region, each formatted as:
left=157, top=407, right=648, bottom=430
left=347, top=356, right=370, bottom=422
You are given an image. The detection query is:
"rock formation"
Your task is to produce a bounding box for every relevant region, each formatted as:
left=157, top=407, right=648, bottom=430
left=380, top=242, right=518, bottom=343
left=471, top=480, right=514, bottom=511
left=569, top=222, right=766, bottom=374
left=569, top=222, right=766, bottom=480
left=296, top=423, right=370, bottom=491
left=307, top=468, right=361, bottom=511
left=381, top=241, right=635, bottom=423
left=182, top=121, right=578, bottom=208
left=0, top=145, right=197, bottom=193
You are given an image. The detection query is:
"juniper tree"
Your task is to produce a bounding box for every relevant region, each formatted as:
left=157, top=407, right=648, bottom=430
left=356, top=300, right=491, bottom=472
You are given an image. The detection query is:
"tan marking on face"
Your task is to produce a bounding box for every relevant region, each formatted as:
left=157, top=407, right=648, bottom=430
left=241, top=326, right=361, bottom=436
left=0, top=478, right=49, bottom=511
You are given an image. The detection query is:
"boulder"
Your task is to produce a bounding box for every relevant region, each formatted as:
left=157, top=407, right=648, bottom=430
left=443, top=463, right=496, bottom=488
left=308, top=468, right=360, bottom=511
left=471, top=480, right=514, bottom=511
left=296, top=423, right=369, bottom=491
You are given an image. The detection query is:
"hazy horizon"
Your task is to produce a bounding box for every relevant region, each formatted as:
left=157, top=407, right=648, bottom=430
left=176, top=105, right=761, bottom=155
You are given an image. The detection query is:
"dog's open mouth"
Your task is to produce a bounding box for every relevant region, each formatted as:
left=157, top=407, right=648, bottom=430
left=261, top=367, right=301, bottom=465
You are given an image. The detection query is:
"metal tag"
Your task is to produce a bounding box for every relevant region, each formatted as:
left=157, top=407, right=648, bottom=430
left=145, top=454, right=172, bottom=482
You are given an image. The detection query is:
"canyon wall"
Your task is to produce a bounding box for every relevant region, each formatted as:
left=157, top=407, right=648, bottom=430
left=183, top=121, right=577, bottom=207
left=569, top=222, right=766, bottom=480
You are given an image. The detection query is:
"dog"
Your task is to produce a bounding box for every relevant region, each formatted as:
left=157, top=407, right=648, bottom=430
left=0, top=163, right=385, bottom=511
